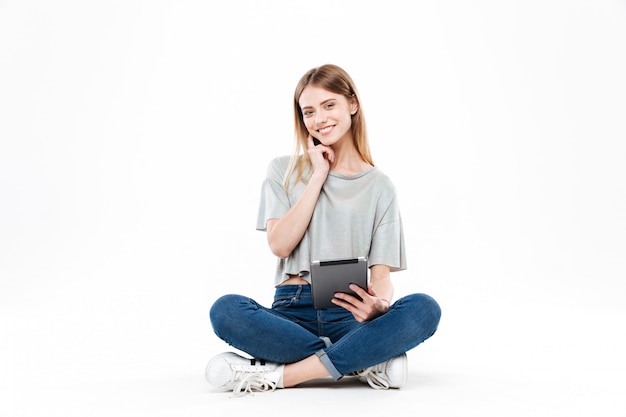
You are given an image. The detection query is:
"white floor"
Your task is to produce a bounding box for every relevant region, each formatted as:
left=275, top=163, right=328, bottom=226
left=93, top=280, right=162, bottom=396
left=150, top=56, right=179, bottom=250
left=1, top=273, right=624, bottom=417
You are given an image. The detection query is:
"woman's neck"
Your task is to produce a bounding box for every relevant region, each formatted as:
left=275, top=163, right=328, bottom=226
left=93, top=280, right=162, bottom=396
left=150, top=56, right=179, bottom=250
left=329, top=138, right=372, bottom=176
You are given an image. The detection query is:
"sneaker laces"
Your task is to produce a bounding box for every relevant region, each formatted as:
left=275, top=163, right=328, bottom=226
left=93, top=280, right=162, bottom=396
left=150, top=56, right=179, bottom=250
left=356, top=362, right=391, bottom=390
left=230, top=371, right=278, bottom=397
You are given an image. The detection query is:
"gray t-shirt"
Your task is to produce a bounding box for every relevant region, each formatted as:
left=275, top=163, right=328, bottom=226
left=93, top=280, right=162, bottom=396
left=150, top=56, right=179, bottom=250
left=257, top=155, right=407, bottom=286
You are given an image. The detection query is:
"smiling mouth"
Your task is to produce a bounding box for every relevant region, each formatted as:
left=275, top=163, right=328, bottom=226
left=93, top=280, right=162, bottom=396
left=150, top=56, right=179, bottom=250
left=318, top=125, right=334, bottom=135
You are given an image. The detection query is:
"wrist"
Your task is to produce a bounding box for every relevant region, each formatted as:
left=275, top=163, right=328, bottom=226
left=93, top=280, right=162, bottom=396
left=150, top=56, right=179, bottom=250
left=310, top=170, right=328, bottom=183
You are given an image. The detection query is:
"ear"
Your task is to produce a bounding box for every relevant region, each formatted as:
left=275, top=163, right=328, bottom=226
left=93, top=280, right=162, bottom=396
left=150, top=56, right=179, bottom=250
left=349, top=97, right=358, bottom=115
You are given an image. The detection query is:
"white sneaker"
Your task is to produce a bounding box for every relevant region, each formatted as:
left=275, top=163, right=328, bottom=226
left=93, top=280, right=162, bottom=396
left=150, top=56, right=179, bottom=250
left=205, top=352, right=284, bottom=396
left=356, top=353, right=407, bottom=389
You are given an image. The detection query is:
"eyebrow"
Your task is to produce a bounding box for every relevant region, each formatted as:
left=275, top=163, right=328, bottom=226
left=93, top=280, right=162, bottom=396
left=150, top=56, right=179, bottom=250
left=301, top=98, right=336, bottom=110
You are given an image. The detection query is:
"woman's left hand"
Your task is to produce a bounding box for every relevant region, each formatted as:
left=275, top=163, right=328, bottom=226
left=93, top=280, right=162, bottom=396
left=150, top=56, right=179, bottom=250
left=331, top=282, right=390, bottom=322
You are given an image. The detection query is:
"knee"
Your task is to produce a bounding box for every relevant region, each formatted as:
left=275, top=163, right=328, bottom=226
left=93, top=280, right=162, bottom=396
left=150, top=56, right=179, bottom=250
left=209, top=294, right=248, bottom=332
left=405, top=293, right=442, bottom=333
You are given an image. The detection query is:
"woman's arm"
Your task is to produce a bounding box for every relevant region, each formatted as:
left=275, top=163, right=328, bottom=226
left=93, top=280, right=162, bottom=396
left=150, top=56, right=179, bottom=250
left=266, top=172, right=326, bottom=258
left=266, top=137, right=334, bottom=258
left=369, top=264, right=394, bottom=305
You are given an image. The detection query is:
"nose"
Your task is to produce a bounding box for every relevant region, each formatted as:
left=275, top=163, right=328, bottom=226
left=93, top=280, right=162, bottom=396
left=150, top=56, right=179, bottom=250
left=314, top=110, right=327, bottom=126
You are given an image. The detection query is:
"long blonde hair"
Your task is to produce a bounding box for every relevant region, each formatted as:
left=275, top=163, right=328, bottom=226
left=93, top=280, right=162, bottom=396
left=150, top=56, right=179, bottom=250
left=283, top=64, right=373, bottom=191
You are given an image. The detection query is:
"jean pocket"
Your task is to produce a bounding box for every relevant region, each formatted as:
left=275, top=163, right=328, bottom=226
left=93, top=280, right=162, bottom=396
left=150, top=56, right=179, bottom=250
left=272, top=294, right=297, bottom=309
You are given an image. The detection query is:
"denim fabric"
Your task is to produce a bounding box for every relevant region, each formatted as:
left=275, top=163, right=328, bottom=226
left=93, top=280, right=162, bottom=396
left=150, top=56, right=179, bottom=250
left=210, top=285, right=440, bottom=380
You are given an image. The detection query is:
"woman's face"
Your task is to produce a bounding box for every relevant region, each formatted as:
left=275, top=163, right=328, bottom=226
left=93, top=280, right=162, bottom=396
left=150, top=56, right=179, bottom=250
left=298, top=85, right=357, bottom=146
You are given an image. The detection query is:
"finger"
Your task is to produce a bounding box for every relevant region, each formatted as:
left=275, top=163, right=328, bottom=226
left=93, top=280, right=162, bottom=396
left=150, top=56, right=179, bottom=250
left=333, top=298, right=366, bottom=321
left=308, top=135, right=333, bottom=157
left=331, top=296, right=356, bottom=312
left=336, top=290, right=362, bottom=305
left=349, top=284, right=370, bottom=301
left=326, top=147, right=335, bottom=163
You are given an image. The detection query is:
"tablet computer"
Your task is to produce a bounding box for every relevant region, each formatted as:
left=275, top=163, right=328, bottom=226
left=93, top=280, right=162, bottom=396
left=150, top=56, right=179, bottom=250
left=310, top=257, right=369, bottom=309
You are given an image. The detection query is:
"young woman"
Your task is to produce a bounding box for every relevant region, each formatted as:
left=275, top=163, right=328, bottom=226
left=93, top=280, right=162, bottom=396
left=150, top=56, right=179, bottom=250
left=206, top=64, right=441, bottom=396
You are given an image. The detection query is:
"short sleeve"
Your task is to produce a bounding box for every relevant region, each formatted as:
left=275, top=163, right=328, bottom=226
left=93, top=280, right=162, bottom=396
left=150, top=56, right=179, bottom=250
left=256, top=157, right=291, bottom=231
left=367, top=191, right=407, bottom=272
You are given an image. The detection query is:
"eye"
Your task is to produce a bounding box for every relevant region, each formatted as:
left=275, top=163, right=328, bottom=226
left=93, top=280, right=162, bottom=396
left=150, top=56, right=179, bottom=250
left=303, top=110, right=314, bottom=117
left=324, top=102, right=335, bottom=109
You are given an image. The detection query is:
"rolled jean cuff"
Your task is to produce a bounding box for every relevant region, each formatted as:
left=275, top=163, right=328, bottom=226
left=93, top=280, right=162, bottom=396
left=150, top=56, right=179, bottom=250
left=316, top=349, right=342, bottom=381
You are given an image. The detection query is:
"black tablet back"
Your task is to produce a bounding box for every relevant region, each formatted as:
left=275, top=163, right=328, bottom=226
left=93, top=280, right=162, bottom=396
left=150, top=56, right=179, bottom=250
left=310, top=257, right=368, bottom=309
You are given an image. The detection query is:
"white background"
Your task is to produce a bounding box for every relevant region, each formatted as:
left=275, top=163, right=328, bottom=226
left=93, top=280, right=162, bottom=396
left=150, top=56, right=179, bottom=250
left=1, top=1, right=625, bottom=415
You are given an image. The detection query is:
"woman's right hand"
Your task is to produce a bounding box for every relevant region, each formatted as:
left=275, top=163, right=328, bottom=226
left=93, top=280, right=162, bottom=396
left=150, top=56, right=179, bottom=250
left=267, top=136, right=330, bottom=259
left=307, top=135, right=334, bottom=178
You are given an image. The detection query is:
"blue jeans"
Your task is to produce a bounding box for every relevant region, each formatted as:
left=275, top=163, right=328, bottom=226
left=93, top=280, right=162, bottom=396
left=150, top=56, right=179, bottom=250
left=210, top=285, right=441, bottom=380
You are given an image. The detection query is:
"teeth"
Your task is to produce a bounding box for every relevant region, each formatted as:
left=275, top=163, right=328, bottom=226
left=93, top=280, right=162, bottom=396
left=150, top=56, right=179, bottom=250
left=319, top=126, right=333, bottom=134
